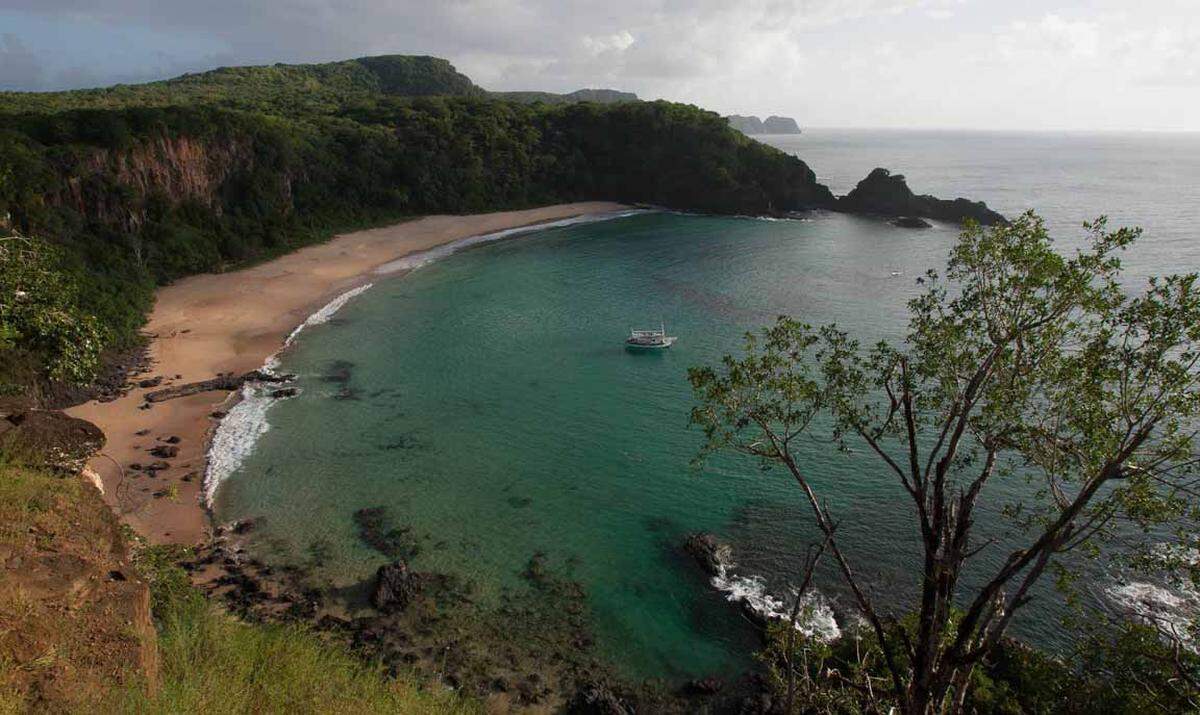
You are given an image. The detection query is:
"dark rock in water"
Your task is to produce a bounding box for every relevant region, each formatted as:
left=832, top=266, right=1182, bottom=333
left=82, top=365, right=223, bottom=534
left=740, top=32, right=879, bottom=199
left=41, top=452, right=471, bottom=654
left=270, top=387, right=298, bottom=399
left=522, top=552, right=549, bottom=583
left=149, top=444, right=178, bottom=458
left=210, top=410, right=227, bottom=419
left=137, top=376, right=163, bottom=388
left=371, top=559, right=421, bottom=613
left=134, top=428, right=150, bottom=436
left=565, top=683, right=632, bottom=714
left=144, top=369, right=292, bottom=403
left=685, top=676, right=724, bottom=695
left=354, top=506, right=421, bottom=560
left=891, top=216, right=933, bottom=229
left=837, top=168, right=1006, bottom=226
left=163, top=435, right=182, bottom=444
left=333, top=386, right=360, bottom=401
left=231, top=519, right=256, bottom=535
left=321, top=359, right=354, bottom=384
left=145, top=460, right=171, bottom=472
left=683, top=532, right=733, bottom=577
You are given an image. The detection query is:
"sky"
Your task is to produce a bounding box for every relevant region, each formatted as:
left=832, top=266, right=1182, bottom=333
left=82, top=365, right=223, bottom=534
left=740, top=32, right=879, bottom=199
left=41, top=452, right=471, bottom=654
left=1, top=0, right=1198, bottom=131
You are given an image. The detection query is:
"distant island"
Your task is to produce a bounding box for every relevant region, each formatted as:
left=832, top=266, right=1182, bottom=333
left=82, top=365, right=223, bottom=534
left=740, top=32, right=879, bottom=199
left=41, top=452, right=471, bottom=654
left=726, top=114, right=802, bottom=134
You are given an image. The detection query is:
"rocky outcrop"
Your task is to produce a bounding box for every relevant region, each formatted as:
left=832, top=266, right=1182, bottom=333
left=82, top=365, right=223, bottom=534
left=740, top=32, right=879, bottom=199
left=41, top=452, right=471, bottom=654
left=727, top=114, right=802, bottom=135
left=144, top=369, right=292, bottom=403
left=565, top=682, right=633, bottom=714
left=370, top=560, right=422, bottom=613
left=0, top=409, right=105, bottom=472
left=683, top=532, right=733, bottom=577
left=837, top=168, right=1006, bottom=226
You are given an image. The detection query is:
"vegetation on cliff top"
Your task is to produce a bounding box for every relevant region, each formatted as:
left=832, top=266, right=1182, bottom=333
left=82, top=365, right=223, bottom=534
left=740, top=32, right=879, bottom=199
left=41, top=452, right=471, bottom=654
left=0, top=56, right=835, bottom=389
left=0, top=55, right=484, bottom=116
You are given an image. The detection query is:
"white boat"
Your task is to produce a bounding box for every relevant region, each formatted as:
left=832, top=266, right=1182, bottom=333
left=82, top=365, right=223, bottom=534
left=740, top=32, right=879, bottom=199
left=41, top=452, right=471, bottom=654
left=626, top=323, right=677, bottom=350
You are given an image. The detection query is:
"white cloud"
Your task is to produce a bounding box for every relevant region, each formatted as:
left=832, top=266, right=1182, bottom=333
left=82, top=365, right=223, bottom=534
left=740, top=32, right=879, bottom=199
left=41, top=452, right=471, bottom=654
left=3, top=0, right=1199, bottom=130
left=1000, top=13, right=1101, bottom=62
left=581, top=30, right=635, bottom=56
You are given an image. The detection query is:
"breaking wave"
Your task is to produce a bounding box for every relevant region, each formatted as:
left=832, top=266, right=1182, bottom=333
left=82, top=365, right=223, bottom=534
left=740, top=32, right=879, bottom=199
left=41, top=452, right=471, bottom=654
left=1106, top=545, right=1199, bottom=651
left=711, top=563, right=842, bottom=640
left=202, top=282, right=375, bottom=507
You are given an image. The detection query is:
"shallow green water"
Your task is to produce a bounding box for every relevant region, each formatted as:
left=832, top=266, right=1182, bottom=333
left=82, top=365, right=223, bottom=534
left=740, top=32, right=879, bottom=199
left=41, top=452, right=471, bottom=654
left=213, top=211, right=990, bottom=678
left=211, top=129, right=1200, bottom=682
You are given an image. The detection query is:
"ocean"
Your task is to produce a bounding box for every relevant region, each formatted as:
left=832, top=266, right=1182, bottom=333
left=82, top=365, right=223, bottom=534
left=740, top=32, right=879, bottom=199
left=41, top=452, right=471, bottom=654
left=210, top=130, right=1200, bottom=681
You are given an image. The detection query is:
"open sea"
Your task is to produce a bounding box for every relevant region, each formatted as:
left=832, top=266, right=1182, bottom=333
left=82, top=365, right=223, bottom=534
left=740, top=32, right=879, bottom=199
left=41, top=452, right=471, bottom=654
left=211, top=129, right=1200, bottom=682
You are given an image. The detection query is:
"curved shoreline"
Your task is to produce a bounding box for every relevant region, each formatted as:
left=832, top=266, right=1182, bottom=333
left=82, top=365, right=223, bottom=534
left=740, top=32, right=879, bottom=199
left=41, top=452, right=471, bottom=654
left=202, top=208, right=649, bottom=511
left=65, top=202, right=630, bottom=545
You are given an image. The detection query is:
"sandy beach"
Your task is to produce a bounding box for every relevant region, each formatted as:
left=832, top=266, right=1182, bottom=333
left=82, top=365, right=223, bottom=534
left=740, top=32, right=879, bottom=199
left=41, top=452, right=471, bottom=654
left=66, top=202, right=628, bottom=545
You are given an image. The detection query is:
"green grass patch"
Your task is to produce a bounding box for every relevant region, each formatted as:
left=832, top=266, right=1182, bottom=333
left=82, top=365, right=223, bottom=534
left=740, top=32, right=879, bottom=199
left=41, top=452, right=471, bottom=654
left=116, top=546, right=479, bottom=714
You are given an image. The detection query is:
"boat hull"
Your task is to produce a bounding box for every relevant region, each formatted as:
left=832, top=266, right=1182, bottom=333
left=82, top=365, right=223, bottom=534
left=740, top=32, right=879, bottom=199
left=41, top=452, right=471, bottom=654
left=625, top=337, right=677, bottom=350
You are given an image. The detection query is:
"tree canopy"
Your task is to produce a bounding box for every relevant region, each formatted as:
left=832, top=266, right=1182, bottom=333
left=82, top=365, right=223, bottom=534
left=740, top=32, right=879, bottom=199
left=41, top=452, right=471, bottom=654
left=690, top=212, right=1200, bottom=713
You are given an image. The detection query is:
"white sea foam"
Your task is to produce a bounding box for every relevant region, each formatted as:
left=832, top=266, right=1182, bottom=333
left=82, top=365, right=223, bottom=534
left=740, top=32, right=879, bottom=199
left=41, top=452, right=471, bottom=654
left=203, top=381, right=279, bottom=507
left=1107, top=580, right=1198, bottom=650
left=711, top=562, right=842, bottom=641
left=284, top=283, right=375, bottom=347
left=204, top=210, right=645, bottom=507
left=1106, top=544, right=1199, bottom=651
left=374, top=209, right=649, bottom=275
left=202, top=283, right=375, bottom=507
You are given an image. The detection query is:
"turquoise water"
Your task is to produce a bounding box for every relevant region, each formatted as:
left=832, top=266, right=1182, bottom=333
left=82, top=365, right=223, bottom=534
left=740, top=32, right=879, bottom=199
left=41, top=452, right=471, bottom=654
left=214, top=131, right=1200, bottom=681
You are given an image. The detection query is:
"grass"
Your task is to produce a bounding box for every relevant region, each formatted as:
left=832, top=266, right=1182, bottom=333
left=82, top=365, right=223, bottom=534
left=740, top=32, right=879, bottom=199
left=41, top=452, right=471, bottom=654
left=110, top=585, right=477, bottom=713
left=112, top=549, right=478, bottom=714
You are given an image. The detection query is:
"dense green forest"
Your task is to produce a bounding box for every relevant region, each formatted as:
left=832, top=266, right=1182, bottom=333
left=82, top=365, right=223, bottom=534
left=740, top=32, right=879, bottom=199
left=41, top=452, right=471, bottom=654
left=0, top=55, right=833, bottom=390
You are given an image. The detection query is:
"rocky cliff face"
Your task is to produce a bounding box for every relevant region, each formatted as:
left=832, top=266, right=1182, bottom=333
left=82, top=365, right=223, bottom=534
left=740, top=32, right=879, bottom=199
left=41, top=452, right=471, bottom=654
left=47, top=133, right=272, bottom=231
left=836, top=168, right=1006, bottom=226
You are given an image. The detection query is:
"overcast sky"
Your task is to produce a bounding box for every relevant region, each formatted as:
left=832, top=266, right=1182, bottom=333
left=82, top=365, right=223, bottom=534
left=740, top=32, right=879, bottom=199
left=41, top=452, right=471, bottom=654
left=1, top=0, right=1197, bottom=131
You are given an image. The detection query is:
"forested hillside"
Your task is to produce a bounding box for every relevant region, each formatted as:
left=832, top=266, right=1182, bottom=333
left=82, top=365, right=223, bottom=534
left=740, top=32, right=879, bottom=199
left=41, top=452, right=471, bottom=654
left=0, top=55, right=835, bottom=390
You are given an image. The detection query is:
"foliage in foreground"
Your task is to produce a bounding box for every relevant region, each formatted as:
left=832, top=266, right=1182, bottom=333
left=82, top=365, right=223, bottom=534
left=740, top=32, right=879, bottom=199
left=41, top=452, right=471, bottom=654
left=756, top=616, right=1200, bottom=713
left=118, top=545, right=477, bottom=714
left=0, top=229, right=102, bottom=386
left=691, top=212, right=1200, bottom=712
